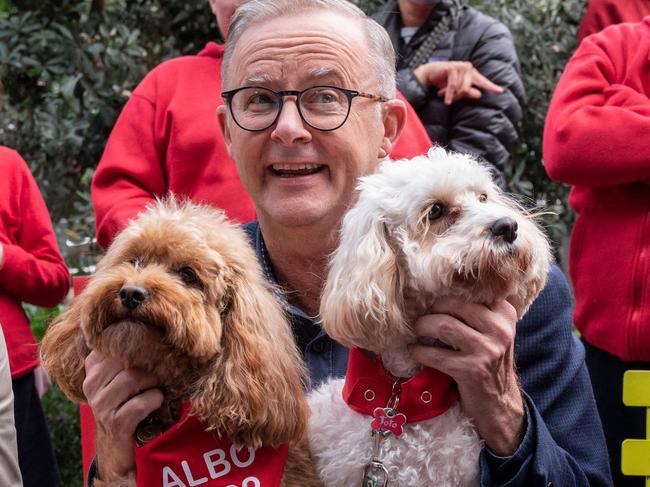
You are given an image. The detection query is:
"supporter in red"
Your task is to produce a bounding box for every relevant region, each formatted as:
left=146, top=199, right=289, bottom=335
left=0, top=146, right=71, bottom=487
left=543, top=17, right=650, bottom=487
left=91, top=0, right=432, bottom=250
left=578, top=0, right=650, bottom=42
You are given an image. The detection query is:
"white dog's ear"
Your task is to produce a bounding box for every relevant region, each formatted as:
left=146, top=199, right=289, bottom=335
left=191, top=256, right=308, bottom=449
left=320, top=203, right=409, bottom=353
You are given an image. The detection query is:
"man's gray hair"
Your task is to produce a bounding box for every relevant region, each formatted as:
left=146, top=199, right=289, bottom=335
left=222, top=0, right=396, bottom=97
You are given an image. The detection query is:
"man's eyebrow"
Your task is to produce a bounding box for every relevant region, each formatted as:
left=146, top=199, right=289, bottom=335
left=306, top=66, right=345, bottom=83
left=243, top=73, right=275, bottom=85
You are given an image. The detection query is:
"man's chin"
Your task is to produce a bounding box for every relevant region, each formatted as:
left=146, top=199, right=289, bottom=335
left=261, top=201, right=340, bottom=230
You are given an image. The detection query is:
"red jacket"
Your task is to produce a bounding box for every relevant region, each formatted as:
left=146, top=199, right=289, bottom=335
left=578, top=0, right=650, bottom=42
left=0, top=147, right=70, bottom=378
left=543, top=18, right=650, bottom=361
left=92, top=42, right=432, bottom=249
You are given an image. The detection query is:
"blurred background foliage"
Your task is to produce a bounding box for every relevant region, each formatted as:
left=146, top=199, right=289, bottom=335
left=0, top=0, right=584, bottom=485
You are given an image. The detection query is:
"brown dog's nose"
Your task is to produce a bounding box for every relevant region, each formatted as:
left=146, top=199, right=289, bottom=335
left=490, top=217, right=518, bottom=244
left=120, top=285, right=149, bottom=310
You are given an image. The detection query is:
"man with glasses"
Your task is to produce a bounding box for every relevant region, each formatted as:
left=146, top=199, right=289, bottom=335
left=91, top=0, right=431, bottom=251
left=83, top=1, right=611, bottom=485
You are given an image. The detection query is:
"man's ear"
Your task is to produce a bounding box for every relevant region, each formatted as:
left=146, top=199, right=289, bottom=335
left=217, top=105, right=233, bottom=155
left=378, top=98, right=407, bottom=159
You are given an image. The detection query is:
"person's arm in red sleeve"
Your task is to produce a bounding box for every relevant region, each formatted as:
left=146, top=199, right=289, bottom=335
left=544, top=22, right=650, bottom=187
left=577, top=0, right=650, bottom=42
left=91, top=71, right=167, bottom=250
left=0, top=150, right=70, bottom=307
left=390, top=91, right=433, bottom=160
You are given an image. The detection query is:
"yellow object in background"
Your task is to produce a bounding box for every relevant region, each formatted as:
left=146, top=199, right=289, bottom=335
left=622, top=371, right=650, bottom=486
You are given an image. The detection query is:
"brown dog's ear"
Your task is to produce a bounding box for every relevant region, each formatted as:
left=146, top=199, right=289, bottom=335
left=191, top=264, right=308, bottom=449
left=320, top=202, right=408, bottom=354
left=40, top=300, right=90, bottom=403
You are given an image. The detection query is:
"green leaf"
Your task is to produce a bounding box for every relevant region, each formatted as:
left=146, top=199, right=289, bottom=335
left=60, top=73, right=83, bottom=103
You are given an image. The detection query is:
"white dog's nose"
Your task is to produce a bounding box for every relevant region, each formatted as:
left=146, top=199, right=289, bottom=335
left=490, top=217, right=518, bottom=244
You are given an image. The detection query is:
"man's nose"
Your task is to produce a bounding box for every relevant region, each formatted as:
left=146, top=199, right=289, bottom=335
left=270, top=99, right=312, bottom=146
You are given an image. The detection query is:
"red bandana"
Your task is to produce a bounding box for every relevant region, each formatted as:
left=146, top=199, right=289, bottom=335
left=135, top=405, right=289, bottom=487
left=342, top=348, right=459, bottom=423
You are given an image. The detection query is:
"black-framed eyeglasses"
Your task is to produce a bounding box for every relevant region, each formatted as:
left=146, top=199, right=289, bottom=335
left=221, top=85, right=389, bottom=132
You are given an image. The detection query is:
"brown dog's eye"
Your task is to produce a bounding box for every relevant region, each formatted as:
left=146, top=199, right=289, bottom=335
left=428, top=202, right=445, bottom=221
left=129, top=257, right=144, bottom=267
left=479, top=193, right=488, bottom=203
left=178, top=266, right=200, bottom=286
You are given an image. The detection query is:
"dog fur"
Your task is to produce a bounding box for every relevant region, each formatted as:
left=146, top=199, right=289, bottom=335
left=40, top=198, right=319, bottom=486
left=309, top=148, right=552, bottom=486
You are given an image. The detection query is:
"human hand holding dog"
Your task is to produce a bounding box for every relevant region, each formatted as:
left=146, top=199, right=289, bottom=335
left=83, top=350, right=163, bottom=481
left=413, top=61, right=504, bottom=105
left=409, top=297, right=525, bottom=456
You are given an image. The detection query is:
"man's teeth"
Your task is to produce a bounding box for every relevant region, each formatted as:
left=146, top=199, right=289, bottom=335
left=272, top=163, right=321, bottom=171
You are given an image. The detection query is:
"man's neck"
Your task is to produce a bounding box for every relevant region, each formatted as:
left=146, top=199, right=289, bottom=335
left=259, top=219, right=338, bottom=318
left=397, top=0, right=437, bottom=28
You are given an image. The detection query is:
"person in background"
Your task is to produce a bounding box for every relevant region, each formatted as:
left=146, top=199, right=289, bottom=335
left=0, top=325, right=22, bottom=487
left=0, top=146, right=71, bottom=487
left=577, top=0, right=650, bottom=42
left=373, top=0, right=525, bottom=189
left=544, top=17, right=650, bottom=487
left=91, top=0, right=432, bottom=250
left=83, top=1, right=611, bottom=485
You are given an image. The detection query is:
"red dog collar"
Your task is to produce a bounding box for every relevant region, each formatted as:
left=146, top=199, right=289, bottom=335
left=342, top=348, right=458, bottom=423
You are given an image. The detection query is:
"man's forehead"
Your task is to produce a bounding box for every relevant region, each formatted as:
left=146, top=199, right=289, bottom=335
left=228, top=10, right=369, bottom=85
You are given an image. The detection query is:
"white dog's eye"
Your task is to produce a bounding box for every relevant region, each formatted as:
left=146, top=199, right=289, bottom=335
left=479, top=193, right=488, bottom=203
left=428, top=202, right=445, bottom=221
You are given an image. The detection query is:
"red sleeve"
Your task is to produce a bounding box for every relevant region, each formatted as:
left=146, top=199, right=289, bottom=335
left=390, top=91, right=433, bottom=160
left=91, top=71, right=166, bottom=250
left=543, top=23, right=650, bottom=187
left=578, top=0, right=650, bottom=41
left=0, top=149, right=70, bottom=307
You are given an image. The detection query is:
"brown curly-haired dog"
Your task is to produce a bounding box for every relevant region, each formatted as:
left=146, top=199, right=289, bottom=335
left=40, top=198, right=319, bottom=486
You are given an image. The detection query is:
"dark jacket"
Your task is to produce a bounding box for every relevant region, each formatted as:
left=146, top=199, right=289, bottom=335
left=374, top=0, right=525, bottom=188
left=244, top=222, right=612, bottom=486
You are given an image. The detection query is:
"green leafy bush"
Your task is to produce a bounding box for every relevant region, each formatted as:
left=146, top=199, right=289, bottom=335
left=0, top=0, right=217, bottom=240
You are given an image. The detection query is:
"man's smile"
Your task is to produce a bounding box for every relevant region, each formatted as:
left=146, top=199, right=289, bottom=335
left=269, top=163, right=326, bottom=177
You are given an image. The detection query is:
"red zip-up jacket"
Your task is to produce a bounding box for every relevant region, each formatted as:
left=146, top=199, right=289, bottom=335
left=543, top=18, right=650, bottom=361
left=91, top=42, right=432, bottom=249
left=0, top=147, right=70, bottom=378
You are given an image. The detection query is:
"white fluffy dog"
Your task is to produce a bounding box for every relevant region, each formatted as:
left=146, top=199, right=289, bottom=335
left=308, top=148, right=552, bottom=486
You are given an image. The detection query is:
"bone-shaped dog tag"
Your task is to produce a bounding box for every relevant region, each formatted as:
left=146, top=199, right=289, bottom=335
left=371, top=407, right=407, bottom=436
left=362, top=460, right=389, bottom=487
